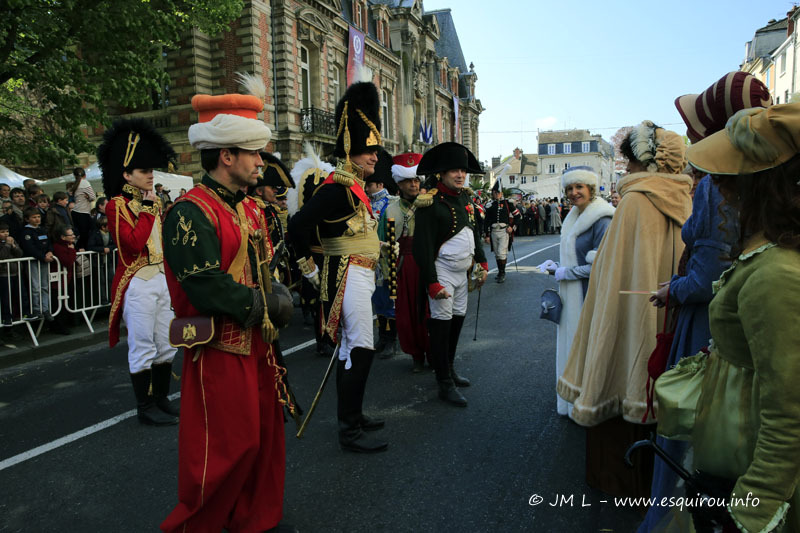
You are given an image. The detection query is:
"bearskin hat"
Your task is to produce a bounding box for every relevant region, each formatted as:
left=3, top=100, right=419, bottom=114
left=333, top=82, right=382, bottom=159
left=97, top=118, right=176, bottom=198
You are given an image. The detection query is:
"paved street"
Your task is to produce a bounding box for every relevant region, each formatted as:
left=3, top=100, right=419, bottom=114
left=0, top=235, right=643, bottom=532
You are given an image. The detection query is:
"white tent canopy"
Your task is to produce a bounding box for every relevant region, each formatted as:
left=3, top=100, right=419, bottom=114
left=40, top=162, right=194, bottom=198
left=0, top=164, right=39, bottom=188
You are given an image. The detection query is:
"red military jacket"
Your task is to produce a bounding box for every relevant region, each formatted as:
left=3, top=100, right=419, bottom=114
left=106, top=192, right=162, bottom=347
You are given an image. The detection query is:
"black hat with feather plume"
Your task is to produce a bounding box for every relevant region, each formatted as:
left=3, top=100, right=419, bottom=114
left=97, top=118, right=176, bottom=198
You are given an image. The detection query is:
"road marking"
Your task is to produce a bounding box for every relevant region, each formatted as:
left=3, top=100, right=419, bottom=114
left=487, top=242, right=559, bottom=274
left=0, top=241, right=558, bottom=471
left=0, top=340, right=321, bottom=472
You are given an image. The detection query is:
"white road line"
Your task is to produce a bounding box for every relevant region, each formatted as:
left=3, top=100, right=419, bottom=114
left=487, top=242, right=559, bottom=274
left=0, top=241, right=559, bottom=472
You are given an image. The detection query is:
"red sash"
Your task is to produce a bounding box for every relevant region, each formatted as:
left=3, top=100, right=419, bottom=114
left=322, top=173, right=373, bottom=217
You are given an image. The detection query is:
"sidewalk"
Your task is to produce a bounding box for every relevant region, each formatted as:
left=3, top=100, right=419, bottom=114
left=0, top=312, right=113, bottom=370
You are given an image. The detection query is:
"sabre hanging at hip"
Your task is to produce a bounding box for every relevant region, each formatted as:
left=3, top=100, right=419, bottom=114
left=296, top=343, right=340, bottom=438
left=473, top=287, right=481, bottom=341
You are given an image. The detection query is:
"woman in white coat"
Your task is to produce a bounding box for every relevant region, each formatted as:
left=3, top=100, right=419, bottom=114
left=538, top=166, right=614, bottom=415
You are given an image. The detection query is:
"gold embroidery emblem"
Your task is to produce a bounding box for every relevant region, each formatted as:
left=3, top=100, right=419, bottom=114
left=172, top=214, right=198, bottom=247
left=182, top=323, right=197, bottom=341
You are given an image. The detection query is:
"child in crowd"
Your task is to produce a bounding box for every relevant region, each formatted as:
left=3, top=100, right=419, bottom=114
left=0, top=222, right=23, bottom=325
left=36, top=194, right=50, bottom=218
left=51, top=226, right=77, bottom=334
left=46, top=191, right=74, bottom=242
left=19, top=206, right=54, bottom=321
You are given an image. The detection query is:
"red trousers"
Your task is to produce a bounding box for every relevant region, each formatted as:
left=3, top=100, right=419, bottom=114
left=161, top=336, right=285, bottom=533
left=395, top=246, right=430, bottom=363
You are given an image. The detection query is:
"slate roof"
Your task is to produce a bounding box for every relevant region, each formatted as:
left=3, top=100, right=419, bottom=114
left=746, top=18, right=789, bottom=62
left=538, top=130, right=595, bottom=144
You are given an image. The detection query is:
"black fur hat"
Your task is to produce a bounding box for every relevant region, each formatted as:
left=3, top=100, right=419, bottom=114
left=333, top=82, right=382, bottom=159
left=97, top=118, right=176, bottom=198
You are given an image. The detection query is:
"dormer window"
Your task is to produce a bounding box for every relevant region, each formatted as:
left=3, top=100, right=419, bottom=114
left=353, top=1, right=366, bottom=30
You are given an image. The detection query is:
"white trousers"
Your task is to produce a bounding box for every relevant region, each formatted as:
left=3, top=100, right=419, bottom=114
left=490, top=225, right=510, bottom=260
left=122, top=272, right=176, bottom=373
left=427, top=255, right=471, bottom=320
left=339, top=264, right=376, bottom=369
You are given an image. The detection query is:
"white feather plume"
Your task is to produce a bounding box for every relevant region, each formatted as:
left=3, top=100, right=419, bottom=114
left=291, top=142, right=335, bottom=210
left=351, top=63, right=374, bottom=84
left=235, top=72, right=266, bottom=101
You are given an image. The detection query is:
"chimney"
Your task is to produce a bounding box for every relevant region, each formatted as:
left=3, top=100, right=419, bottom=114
left=492, top=156, right=501, bottom=169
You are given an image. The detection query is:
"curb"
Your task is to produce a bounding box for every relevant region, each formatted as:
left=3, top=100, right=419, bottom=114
left=0, top=321, right=117, bottom=371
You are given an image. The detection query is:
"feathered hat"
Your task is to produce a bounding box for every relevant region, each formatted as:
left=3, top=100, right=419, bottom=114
left=334, top=82, right=382, bottom=163
left=628, top=121, right=687, bottom=175
left=97, top=118, right=177, bottom=198
left=417, top=142, right=482, bottom=177
left=561, top=165, right=598, bottom=189
left=391, top=152, right=422, bottom=183
left=292, top=142, right=335, bottom=210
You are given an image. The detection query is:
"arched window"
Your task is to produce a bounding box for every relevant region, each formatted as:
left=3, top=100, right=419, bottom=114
left=300, top=45, right=311, bottom=109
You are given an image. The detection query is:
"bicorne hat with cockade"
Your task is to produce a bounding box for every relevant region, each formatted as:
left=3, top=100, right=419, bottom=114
left=97, top=118, right=177, bottom=198
left=417, top=142, right=482, bottom=177
left=334, top=82, right=382, bottom=162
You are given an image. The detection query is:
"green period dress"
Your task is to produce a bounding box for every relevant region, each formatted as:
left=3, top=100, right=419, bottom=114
left=691, top=240, right=800, bottom=532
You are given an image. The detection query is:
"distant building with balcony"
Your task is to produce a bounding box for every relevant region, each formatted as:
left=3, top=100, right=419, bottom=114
left=74, top=0, right=483, bottom=180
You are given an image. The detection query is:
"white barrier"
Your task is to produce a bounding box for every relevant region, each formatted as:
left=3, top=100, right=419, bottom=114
left=0, top=250, right=116, bottom=346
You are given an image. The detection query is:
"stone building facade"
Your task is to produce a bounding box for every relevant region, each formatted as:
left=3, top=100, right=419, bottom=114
left=537, top=129, right=614, bottom=199
left=81, top=0, right=483, bottom=180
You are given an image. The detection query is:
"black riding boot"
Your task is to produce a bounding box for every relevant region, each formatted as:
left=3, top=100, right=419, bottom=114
left=448, top=315, right=470, bottom=387
left=379, top=318, right=397, bottom=359
left=337, top=349, right=387, bottom=452
left=496, top=259, right=506, bottom=283
left=151, top=362, right=180, bottom=416
left=428, top=318, right=466, bottom=407
left=130, top=370, right=178, bottom=426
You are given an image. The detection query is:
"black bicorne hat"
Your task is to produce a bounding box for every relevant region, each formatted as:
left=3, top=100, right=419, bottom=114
left=259, top=152, right=294, bottom=188
left=334, top=82, right=382, bottom=160
left=491, top=178, right=501, bottom=193
left=417, top=142, right=482, bottom=176
left=365, top=149, right=397, bottom=194
left=97, top=118, right=177, bottom=198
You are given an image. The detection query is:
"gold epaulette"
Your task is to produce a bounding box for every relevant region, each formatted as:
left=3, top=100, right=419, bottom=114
left=414, top=193, right=433, bottom=208
left=332, top=169, right=355, bottom=187
left=251, top=196, right=267, bottom=209
left=463, top=187, right=474, bottom=196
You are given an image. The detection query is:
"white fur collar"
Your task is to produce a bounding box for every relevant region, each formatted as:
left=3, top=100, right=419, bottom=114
left=559, top=198, right=615, bottom=267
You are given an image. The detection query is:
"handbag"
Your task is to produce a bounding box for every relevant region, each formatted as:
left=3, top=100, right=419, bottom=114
left=654, top=348, right=709, bottom=440
left=643, top=290, right=678, bottom=422
left=539, top=288, right=562, bottom=324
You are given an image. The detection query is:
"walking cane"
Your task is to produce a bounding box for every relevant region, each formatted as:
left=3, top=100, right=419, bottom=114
left=296, top=343, right=340, bottom=438
left=510, top=240, right=519, bottom=273
left=473, top=287, right=481, bottom=341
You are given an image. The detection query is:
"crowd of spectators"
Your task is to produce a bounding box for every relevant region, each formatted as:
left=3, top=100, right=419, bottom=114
left=0, top=170, right=117, bottom=338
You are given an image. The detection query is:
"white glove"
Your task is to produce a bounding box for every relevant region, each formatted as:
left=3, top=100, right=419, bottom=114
left=554, top=266, right=568, bottom=282
left=537, top=259, right=558, bottom=272
left=303, top=265, right=320, bottom=290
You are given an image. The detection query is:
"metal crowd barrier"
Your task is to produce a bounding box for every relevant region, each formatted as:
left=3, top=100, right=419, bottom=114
left=0, top=250, right=116, bottom=346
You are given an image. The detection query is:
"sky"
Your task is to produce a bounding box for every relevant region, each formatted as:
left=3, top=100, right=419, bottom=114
left=420, top=0, right=796, bottom=166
